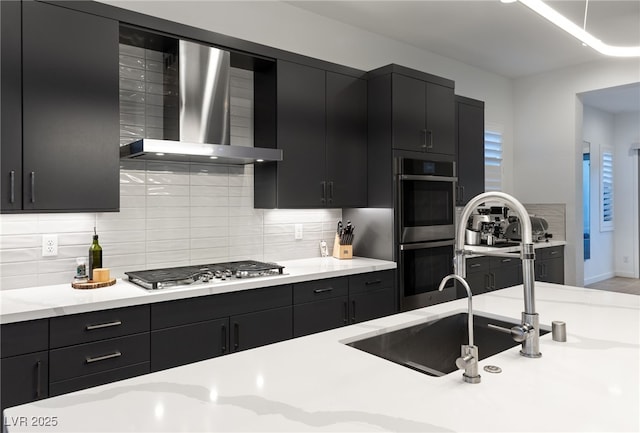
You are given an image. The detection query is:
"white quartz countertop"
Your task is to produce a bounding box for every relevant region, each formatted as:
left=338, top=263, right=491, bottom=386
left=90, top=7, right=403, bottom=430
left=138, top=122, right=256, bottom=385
left=4, top=282, right=638, bottom=432
left=0, top=257, right=396, bottom=324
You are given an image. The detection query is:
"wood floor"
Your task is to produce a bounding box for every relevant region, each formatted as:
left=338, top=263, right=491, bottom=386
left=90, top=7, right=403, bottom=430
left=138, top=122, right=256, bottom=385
left=585, top=277, right=640, bottom=295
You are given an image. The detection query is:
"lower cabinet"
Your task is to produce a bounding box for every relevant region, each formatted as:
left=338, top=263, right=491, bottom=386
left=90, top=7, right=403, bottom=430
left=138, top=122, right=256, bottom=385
left=293, top=270, right=396, bottom=337
left=1, top=270, right=397, bottom=407
left=150, top=284, right=293, bottom=372
left=1, top=351, right=49, bottom=412
left=0, top=319, right=49, bottom=413
left=535, top=246, right=565, bottom=284
left=464, top=246, right=565, bottom=296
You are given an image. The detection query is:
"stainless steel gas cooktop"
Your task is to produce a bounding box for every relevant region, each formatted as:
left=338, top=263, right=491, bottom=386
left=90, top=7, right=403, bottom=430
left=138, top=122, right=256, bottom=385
left=125, top=260, right=285, bottom=290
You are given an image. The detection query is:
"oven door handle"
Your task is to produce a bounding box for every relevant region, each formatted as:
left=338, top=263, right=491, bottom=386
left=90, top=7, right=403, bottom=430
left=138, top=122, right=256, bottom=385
left=398, top=174, right=458, bottom=182
left=400, top=240, right=455, bottom=250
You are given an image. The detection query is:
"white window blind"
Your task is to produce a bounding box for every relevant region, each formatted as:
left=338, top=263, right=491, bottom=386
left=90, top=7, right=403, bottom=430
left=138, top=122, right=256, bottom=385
left=600, top=148, right=614, bottom=231
left=484, top=130, right=503, bottom=192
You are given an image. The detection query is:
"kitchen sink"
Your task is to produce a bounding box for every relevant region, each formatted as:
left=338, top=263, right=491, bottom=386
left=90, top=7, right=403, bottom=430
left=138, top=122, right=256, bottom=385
left=345, top=311, right=549, bottom=377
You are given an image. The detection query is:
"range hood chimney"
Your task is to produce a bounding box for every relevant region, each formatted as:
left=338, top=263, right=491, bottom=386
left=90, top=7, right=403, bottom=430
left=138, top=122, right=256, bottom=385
left=120, top=40, right=282, bottom=164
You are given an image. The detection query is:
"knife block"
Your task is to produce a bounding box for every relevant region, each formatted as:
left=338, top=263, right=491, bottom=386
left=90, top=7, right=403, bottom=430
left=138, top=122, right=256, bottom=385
left=332, top=234, right=353, bottom=259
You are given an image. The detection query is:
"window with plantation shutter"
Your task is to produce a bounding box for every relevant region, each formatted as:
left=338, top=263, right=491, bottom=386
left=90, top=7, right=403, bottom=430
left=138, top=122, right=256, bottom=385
left=484, top=130, right=503, bottom=191
left=600, top=147, right=614, bottom=231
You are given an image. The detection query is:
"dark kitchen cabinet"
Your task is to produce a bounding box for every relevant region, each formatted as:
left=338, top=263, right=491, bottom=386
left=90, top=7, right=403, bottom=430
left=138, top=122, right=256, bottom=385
left=1, top=1, right=119, bottom=212
left=0, top=319, right=49, bottom=413
left=455, top=96, right=485, bottom=205
left=535, top=246, right=565, bottom=284
left=293, top=271, right=396, bottom=337
left=48, top=305, right=150, bottom=396
left=150, top=285, right=293, bottom=372
left=254, top=61, right=367, bottom=208
left=463, top=255, right=521, bottom=295
left=368, top=65, right=455, bottom=157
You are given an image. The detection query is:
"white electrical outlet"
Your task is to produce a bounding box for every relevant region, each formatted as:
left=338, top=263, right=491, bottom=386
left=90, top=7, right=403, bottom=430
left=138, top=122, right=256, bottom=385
left=294, top=224, right=303, bottom=240
left=623, top=256, right=629, bottom=263
left=42, top=234, right=58, bottom=257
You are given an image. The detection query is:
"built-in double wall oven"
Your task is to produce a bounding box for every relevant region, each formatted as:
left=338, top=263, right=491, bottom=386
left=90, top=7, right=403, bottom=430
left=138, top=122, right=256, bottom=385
left=396, top=157, right=457, bottom=310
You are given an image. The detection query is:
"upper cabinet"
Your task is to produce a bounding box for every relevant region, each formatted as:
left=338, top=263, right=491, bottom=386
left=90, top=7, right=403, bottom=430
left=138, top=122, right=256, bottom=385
left=1, top=1, right=119, bottom=213
left=254, top=60, right=367, bottom=208
left=455, top=96, right=485, bottom=206
left=368, top=65, right=455, bottom=156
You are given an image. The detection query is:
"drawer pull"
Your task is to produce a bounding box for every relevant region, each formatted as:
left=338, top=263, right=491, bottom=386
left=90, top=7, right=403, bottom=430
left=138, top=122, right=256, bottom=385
left=221, top=324, right=227, bottom=354
left=313, top=288, right=333, bottom=294
left=501, top=259, right=512, bottom=263
left=9, top=170, right=15, bottom=204
left=86, top=320, right=122, bottom=331
left=86, top=351, right=122, bottom=364
left=364, top=280, right=382, bottom=286
left=36, top=360, right=42, bottom=398
left=470, top=263, right=482, bottom=268
left=550, top=251, right=559, bottom=255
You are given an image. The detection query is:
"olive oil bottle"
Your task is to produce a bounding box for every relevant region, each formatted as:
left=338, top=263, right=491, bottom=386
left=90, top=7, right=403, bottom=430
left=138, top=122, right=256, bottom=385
left=89, top=228, right=102, bottom=281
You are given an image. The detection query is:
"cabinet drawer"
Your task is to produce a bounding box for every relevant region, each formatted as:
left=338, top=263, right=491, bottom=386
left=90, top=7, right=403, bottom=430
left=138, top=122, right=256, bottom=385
left=349, top=270, right=395, bottom=295
left=49, top=333, right=149, bottom=382
left=465, top=257, right=490, bottom=274
left=50, top=304, right=149, bottom=348
left=293, top=277, right=348, bottom=304
left=152, top=284, right=292, bottom=330
left=49, top=362, right=149, bottom=397
left=1, top=319, right=48, bottom=357
left=535, top=245, right=563, bottom=261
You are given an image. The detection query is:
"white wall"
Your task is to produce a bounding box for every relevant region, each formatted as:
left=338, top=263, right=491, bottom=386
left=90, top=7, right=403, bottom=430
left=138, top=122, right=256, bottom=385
left=513, top=58, right=640, bottom=286
left=582, top=106, right=615, bottom=284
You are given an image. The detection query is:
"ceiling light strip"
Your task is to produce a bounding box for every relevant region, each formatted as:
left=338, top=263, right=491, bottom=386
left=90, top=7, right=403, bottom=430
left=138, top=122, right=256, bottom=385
left=517, top=0, right=640, bottom=57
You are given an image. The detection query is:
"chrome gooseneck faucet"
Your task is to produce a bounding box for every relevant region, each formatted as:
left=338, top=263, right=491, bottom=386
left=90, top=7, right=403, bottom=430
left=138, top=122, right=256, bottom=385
left=438, top=274, right=480, bottom=384
left=455, top=192, right=542, bottom=358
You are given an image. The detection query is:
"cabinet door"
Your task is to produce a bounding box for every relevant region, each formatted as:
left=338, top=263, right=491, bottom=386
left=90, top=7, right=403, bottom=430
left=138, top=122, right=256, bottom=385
left=462, top=271, right=490, bottom=296
left=22, top=2, right=119, bottom=211
left=0, top=0, right=22, bottom=211
left=391, top=74, right=427, bottom=152
left=151, top=318, right=228, bottom=372
left=276, top=60, right=326, bottom=207
left=230, top=306, right=292, bottom=352
left=537, top=258, right=564, bottom=284
left=0, top=351, right=48, bottom=413
left=350, top=287, right=396, bottom=324
left=491, top=256, right=521, bottom=290
left=325, top=72, right=367, bottom=208
left=456, top=97, right=485, bottom=205
left=293, top=297, right=348, bottom=337
left=425, top=82, right=455, bottom=155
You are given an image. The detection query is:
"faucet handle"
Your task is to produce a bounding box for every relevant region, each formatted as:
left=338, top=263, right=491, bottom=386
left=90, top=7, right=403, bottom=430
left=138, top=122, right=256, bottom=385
left=488, top=323, right=534, bottom=343
left=456, top=344, right=481, bottom=384
left=455, top=353, right=475, bottom=370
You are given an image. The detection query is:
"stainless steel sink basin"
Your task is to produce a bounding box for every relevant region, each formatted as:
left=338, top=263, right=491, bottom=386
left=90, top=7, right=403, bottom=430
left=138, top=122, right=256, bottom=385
left=345, top=311, right=549, bottom=377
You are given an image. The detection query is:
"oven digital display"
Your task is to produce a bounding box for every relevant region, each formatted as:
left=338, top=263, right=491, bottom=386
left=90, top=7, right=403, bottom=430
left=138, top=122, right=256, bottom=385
left=422, top=161, right=436, bottom=175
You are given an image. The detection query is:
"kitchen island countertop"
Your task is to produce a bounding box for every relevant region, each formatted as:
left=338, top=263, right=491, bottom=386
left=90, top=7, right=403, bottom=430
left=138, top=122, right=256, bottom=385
left=3, top=281, right=638, bottom=432
left=0, top=257, right=396, bottom=324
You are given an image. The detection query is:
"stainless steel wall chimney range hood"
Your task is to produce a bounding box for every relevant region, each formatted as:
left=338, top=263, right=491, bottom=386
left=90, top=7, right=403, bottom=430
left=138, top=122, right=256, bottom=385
left=119, top=40, right=282, bottom=164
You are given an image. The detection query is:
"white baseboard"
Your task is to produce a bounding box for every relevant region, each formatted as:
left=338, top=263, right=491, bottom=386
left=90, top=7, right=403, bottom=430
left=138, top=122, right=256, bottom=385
left=615, top=270, right=639, bottom=279
left=584, top=272, right=616, bottom=286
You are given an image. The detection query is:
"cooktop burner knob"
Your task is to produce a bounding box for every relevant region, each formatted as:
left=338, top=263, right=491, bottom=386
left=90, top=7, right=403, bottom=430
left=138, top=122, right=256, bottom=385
left=224, top=269, right=233, bottom=278
left=236, top=270, right=249, bottom=278
left=214, top=270, right=223, bottom=279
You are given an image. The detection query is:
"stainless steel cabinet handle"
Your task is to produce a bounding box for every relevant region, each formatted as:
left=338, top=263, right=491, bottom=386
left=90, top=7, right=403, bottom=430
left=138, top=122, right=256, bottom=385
left=86, top=351, right=122, bottom=364
left=459, top=185, right=465, bottom=202
left=221, top=324, right=227, bottom=354
left=421, top=129, right=428, bottom=149
left=426, top=130, right=434, bottom=149
left=470, top=263, right=482, bottom=268
left=328, top=181, right=334, bottom=204
left=35, top=360, right=42, bottom=398
left=86, top=320, right=122, bottom=331
left=320, top=181, right=326, bottom=204
left=30, top=172, right=35, bottom=203
left=233, top=322, right=240, bottom=351
left=365, top=280, right=382, bottom=286
left=313, top=288, right=333, bottom=294
left=9, top=170, right=15, bottom=203
left=351, top=300, right=356, bottom=323
left=550, top=251, right=559, bottom=255
left=343, top=301, right=348, bottom=324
